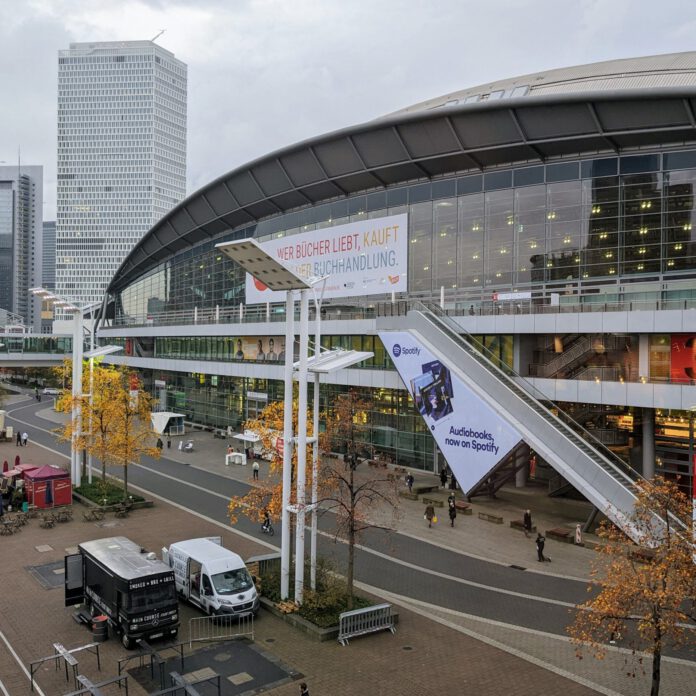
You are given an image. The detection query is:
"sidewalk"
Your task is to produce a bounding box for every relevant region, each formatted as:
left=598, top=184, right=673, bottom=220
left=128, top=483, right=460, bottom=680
left=7, top=400, right=696, bottom=695
left=0, top=441, right=605, bottom=696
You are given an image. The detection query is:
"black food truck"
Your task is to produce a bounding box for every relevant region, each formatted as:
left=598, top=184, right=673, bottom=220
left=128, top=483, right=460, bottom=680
left=65, top=536, right=179, bottom=648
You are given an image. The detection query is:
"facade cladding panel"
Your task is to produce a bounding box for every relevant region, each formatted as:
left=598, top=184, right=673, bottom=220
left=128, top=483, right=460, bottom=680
left=102, top=53, right=696, bottom=479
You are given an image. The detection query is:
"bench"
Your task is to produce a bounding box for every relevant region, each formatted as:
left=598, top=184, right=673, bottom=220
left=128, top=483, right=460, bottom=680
left=82, top=508, right=105, bottom=522
left=546, top=527, right=574, bottom=543
left=510, top=520, right=536, bottom=533
left=454, top=500, right=473, bottom=515
left=421, top=496, right=444, bottom=508
left=114, top=502, right=132, bottom=518
left=40, top=514, right=56, bottom=528
left=338, top=603, right=396, bottom=646
left=628, top=547, right=654, bottom=564
left=398, top=490, right=419, bottom=501
left=0, top=519, right=19, bottom=535
left=478, top=512, right=503, bottom=524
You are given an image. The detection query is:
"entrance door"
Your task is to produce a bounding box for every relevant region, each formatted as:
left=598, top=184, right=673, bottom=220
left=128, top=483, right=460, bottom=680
left=64, top=554, right=84, bottom=606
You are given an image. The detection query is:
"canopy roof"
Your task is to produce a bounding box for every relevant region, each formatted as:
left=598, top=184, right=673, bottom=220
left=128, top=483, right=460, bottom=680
left=25, top=465, right=69, bottom=481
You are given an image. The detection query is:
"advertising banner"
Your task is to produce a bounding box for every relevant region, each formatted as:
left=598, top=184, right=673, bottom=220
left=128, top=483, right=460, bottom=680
left=245, top=214, right=408, bottom=304
left=379, top=331, right=522, bottom=493
left=670, top=334, right=696, bottom=383
left=231, top=335, right=289, bottom=361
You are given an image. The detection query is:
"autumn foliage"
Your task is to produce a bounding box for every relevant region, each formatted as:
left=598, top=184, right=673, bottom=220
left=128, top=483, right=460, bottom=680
left=56, top=360, right=160, bottom=500
left=567, top=476, right=696, bottom=696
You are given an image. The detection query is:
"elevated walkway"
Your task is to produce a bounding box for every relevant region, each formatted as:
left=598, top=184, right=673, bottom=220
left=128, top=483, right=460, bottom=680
left=377, top=303, right=644, bottom=541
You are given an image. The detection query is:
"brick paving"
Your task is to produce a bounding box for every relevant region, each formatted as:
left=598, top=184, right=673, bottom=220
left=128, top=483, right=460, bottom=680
left=0, top=440, right=604, bottom=696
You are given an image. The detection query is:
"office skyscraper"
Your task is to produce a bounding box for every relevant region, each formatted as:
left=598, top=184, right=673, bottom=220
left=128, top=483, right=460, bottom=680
left=0, top=165, right=43, bottom=330
left=56, top=40, right=187, bottom=309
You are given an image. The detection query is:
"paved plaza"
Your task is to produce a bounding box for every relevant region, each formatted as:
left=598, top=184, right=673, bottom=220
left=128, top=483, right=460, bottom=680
left=1, top=391, right=695, bottom=695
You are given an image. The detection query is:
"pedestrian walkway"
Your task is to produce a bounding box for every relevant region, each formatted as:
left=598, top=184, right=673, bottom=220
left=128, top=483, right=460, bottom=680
left=0, top=442, right=606, bottom=696
left=33, top=403, right=599, bottom=579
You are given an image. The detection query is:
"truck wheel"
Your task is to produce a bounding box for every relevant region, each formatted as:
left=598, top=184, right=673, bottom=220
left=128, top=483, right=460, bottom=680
left=122, top=633, right=134, bottom=650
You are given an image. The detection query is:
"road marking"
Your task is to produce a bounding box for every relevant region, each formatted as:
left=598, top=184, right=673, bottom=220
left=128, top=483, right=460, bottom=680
left=0, top=626, right=46, bottom=696
left=0, top=678, right=9, bottom=696
left=352, top=582, right=627, bottom=696
left=6, top=400, right=582, bottom=609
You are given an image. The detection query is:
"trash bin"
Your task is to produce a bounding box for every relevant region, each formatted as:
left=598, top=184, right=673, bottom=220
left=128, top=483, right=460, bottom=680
left=92, top=615, right=109, bottom=643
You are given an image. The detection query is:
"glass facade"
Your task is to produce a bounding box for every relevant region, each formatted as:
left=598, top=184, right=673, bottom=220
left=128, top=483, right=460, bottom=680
left=113, top=150, right=696, bottom=327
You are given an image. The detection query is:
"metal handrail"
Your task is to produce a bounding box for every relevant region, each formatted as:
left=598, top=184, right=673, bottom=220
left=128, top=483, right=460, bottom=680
left=411, top=300, right=642, bottom=487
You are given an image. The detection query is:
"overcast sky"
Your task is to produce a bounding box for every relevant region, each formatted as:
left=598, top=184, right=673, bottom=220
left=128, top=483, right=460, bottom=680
left=3, top=0, right=696, bottom=220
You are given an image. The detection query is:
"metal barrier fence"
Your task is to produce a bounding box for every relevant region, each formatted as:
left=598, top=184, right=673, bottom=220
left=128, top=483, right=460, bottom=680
left=188, top=613, right=254, bottom=648
left=337, top=603, right=396, bottom=646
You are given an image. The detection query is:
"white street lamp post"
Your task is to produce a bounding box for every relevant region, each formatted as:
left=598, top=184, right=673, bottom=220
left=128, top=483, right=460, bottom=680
left=30, top=288, right=120, bottom=487
left=215, top=239, right=312, bottom=601
left=281, top=289, right=295, bottom=598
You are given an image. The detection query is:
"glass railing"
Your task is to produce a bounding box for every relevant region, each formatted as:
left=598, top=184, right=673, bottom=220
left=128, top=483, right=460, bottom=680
left=411, top=300, right=643, bottom=486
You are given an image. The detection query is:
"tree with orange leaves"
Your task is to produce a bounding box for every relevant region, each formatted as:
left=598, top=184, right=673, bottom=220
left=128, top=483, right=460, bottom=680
left=567, top=476, right=696, bottom=696
left=56, top=362, right=160, bottom=500
left=227, top=397, right=313, bottom=526
left=318, top=390, right=400, bottom=608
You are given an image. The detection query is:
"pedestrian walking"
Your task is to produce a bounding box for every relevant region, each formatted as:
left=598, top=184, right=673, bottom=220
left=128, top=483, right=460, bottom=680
left=299, top=683, right=309, bottom=696
left=405, top=473, right=414, bottom=493
left=424, top=504, right=436, bottom=528
left=167, top=437, right=171, bottom=449
left=449, top=473, right=458, bottom=490
left=448, top=500, right=457, bottom=527
left=536, top=532, right=549, bottom=562
left=252, top=460, right=260, bottom=480
left=16, top=431, right=21, bottom=447
left=439, top=467, right=448, bottom=488
left=447, top=492, right=456, bottom=507
left=156, top=437, right=163, bottom=450
left=21, top=432, right=28, bottom=447
left=523, top=509, right=533, bottom=538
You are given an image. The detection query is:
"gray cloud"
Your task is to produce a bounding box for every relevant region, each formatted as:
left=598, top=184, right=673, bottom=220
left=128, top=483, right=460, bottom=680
left=2, top=0, right=695, bottom=220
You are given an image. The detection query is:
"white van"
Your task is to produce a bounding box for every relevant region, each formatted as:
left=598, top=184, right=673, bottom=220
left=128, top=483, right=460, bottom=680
left=162, top=537, right=259, bottom=617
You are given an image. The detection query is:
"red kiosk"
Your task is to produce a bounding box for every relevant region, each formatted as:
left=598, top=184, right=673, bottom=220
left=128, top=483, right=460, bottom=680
left=25, top=466, right=72, bottom=509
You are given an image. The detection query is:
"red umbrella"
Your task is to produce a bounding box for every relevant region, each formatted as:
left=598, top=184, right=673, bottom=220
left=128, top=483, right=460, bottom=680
left=2, top=461, right=7, bottom=473
left=14, top=455, right=20, bottom=468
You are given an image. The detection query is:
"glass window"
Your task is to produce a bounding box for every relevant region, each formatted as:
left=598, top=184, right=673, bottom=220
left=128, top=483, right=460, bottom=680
left=457, top=175, right=483, bottom=195
left=408, top=201, right=433, bottom=293
left=484, top=189, right=514, bottom=285
left=546, top=162, right=579, bottom=183
left=484, top=170, right=512, bottom=191
left=514, top=166, right=544, bottom=187
left=457, top=193, right=484, bottom=286
left=432, top=198, right=457, bottom=289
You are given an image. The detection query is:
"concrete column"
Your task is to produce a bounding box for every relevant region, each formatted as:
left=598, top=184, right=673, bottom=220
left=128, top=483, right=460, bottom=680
left=515, top=462, right=529, bottom=488
left=642, top=408, right=655, bottom=479
left=638, top=335, right=649, bottom=380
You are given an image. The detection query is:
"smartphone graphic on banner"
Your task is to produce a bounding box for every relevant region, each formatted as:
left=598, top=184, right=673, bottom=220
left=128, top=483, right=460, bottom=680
left=409, top=360, right=454, bottom=425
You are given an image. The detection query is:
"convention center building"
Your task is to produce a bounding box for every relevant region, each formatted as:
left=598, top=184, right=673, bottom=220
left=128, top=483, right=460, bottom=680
left=100, top=52, right=696, bottom=498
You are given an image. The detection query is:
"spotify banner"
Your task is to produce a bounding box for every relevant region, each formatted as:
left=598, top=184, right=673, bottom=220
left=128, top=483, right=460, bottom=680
left=379, top=331, right=522, bottom=493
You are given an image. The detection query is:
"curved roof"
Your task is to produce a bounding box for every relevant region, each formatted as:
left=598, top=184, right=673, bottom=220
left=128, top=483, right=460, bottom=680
left=109, top=53, right=696, bottom=293
left=388, top=52, right=696, bottom=115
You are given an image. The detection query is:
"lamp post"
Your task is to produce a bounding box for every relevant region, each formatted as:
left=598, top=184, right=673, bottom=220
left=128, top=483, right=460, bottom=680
left=215, top=239, right=313, bottom=600
left=29, top=288, right=120, bottom=486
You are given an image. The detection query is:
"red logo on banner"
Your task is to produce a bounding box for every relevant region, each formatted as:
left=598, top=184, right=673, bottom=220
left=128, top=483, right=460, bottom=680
left=253, top=277, right=269, bottom=292
left=276, top=437, right=284, bottom=457
left=670, top=335, right=696, bottom=383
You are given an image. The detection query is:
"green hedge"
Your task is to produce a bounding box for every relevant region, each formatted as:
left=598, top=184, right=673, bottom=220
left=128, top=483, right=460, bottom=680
left=260, top=559, right=371, bottom=628
left=75, top=480, right=144, bottom=505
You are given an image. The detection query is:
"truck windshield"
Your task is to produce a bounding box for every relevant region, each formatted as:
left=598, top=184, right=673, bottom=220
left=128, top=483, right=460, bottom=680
left=211, top=568, right=253, bottom=595
left=128, top=583, right=176, bottom=611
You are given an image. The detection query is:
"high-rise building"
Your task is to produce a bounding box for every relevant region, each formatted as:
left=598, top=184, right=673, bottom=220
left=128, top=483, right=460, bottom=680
left=42, top=221, right=56, bottom=290
left=41, top=220, right=56, bottom=332
left=56, top=40, right=187, bottom=309
left=0, top=165, right=43, bottom=330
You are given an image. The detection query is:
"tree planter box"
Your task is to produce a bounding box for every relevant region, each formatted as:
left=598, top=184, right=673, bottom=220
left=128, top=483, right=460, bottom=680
left=72, top=490, right=154, bottom=510
left=259, top=597, right=399, bottom=642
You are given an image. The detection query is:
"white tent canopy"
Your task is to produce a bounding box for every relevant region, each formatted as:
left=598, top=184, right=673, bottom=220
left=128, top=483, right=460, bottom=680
left=150, top=412, right=185, bottom=436
left=233, top=429, right=261, bottom=443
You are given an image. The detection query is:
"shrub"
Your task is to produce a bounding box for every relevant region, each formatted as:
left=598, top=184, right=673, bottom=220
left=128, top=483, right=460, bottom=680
left=75, top=480, right=144, bottom=505
left=259, top=557, right=372, bottom=627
